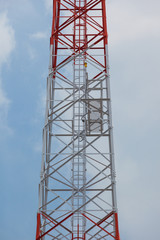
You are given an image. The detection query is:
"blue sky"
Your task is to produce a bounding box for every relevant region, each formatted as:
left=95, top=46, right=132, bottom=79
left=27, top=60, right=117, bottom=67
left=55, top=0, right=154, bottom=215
left=0, top=0, right=160, bottom=239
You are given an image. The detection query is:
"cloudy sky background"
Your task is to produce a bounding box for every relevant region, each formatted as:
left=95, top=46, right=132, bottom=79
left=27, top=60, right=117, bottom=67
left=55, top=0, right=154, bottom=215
left=0, top=0, right=160, bottom=239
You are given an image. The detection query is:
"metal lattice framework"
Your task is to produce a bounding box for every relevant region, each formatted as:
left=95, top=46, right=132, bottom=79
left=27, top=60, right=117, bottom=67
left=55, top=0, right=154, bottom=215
left=36, top=0, right=120, bottom=239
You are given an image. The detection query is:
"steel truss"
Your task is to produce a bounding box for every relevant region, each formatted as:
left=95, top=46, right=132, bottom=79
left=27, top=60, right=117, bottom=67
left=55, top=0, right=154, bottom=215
left=36, top=0, right=120, bottom=239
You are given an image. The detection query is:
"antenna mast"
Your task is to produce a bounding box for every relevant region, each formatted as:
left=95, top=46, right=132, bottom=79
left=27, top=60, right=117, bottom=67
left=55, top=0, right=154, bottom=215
left=36, top=1, right=120, bottom=239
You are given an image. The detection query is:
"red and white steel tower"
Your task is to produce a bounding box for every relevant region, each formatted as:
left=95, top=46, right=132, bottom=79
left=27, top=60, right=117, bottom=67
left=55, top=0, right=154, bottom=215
left=36, top=0, right=120, bottom=239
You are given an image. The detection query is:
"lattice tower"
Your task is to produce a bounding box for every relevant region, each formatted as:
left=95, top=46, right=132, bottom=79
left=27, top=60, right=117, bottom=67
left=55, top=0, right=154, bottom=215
left=36, top=1, right=121, bottom=239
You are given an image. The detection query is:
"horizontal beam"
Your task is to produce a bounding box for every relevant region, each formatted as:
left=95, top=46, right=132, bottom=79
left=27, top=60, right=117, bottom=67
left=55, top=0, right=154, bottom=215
left=49, top=189, right=112, bottom=191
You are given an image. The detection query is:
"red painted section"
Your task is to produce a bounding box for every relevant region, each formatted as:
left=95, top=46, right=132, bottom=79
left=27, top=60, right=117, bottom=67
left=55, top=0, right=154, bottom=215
left=37, top=212, right=73, bottom=240
left=41, top=212, right=56, bottom=226
left=82, top=213, right=117, bottom=239
left=36, top=213, right=41, bottom=240
left=83, top=233, right=86, bottom=240
left=115, top=213, right=121, bottom=240
left=77, top=224, right=79, bottom=240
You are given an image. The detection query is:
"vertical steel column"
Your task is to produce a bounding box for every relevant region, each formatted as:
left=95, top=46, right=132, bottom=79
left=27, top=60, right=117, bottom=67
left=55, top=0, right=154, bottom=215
left=72, top=1, right=87, bottom=238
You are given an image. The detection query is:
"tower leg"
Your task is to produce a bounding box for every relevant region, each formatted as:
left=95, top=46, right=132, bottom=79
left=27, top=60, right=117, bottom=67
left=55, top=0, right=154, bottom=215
left=36, top=213, right=41, bottom=240
left=115, top=213, right=120, bottom=240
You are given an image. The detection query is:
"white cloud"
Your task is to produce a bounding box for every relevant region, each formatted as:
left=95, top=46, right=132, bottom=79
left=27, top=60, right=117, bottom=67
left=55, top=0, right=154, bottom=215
left=27, top=45, right=36, bottom=60
left=44, top=0, right=52, bottom=12
left=107, top=0, right=160, bottom=46
left=0, top=12, right=15, bottom=66
left=0, top=80, right=10, bottom=119
left=0, top=12, right=16, bottom=133
left=30, top=31, right=47, bottom=40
